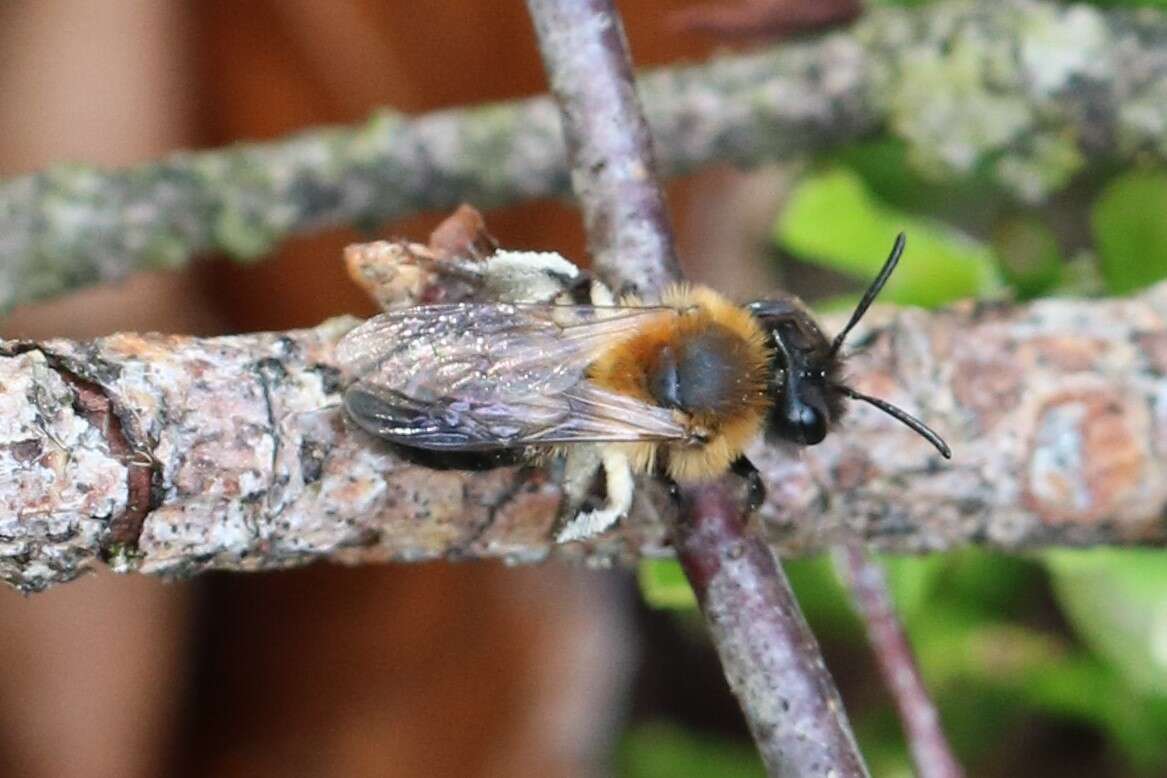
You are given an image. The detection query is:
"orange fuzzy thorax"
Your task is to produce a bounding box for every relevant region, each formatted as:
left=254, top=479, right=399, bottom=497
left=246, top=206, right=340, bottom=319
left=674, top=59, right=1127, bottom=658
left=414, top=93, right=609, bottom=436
left=587, top=285, right=772, bottom=483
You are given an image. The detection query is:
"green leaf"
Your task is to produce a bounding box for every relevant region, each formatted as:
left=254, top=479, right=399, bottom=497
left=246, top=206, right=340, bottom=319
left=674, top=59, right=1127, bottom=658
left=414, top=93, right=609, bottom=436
left=786, top=555, right=864, bottom=639
left=618, top=723, right=765, bottom=778
left=776, top=167, right=1000, bottom=307
left=1045, top=549, right=1167, bottom=695
left=879, top=554, right=949, bottom=623
left=991, top=215, right=1064, bottom=299
left=836, top=137, right=995, bottom=216
left=1023, top=654, right=1167, bottom=772
left=1091, top=170, right=1167, bottom=294
left=852, top=712, right=915, bottom=778
left=926, top=550, right=1042, bottom=618
left=637, top=560, right=698, bottom=610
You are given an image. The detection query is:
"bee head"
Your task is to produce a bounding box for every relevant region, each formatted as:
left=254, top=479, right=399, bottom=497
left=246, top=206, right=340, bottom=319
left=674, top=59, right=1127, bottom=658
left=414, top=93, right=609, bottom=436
left=746, top=298, right=843, bottom=447
left=748, top=234, right=951, bottom=459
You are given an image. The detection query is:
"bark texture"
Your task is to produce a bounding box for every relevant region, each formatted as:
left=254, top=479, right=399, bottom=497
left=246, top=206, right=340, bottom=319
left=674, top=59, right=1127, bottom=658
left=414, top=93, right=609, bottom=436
left=4, top=283, right=1167, bottom=591
left=527, top=0, right=682, bottom=298
left=4, top=1, right=1167, bottom=310
left=676, top=481, right=870, bottom=777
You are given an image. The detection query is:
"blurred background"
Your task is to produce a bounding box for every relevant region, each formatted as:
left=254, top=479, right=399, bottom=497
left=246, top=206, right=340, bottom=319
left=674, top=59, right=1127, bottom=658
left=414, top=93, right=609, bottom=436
left=3, top=1, right=1167, bottom=776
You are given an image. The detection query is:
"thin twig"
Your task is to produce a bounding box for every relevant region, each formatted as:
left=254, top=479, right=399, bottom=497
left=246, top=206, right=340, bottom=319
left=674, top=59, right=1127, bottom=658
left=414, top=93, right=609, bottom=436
left=671, top=0, right=862, bottom=40
left=835, top=544, right=963, bottom=778
left=4, top=1, right=1167, bottom=310
left=525, top=0, right=868, bottom=774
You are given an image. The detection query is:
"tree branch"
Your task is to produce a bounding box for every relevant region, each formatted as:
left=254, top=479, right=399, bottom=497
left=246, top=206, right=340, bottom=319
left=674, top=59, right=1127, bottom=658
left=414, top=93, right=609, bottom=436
left=835, top=544, right=963, bottom=778
left=677, top=483, right=868, bottom=776
left=535, top=0, right=866, bottom=774
left=526, top=0, right=681, bottom=298
left=5, top=0, right=1167, bottom=310
left=5, top=282, right=1167, bottom=591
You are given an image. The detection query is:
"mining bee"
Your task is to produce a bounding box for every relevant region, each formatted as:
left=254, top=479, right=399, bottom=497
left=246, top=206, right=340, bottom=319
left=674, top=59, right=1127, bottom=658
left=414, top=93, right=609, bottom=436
left=338, top=234, right=950, bottom=542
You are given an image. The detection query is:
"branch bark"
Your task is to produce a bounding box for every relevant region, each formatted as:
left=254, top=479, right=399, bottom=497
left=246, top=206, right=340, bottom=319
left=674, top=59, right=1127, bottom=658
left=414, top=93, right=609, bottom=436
left=527, top=1, right=869, bottom=773
left=4, top=0, right=1167, bottom=310
left=5, top=283, right=1167, bottom=591
left=835, top=544, right=963, bottom=778
left=526, top=0, right=682, bottom=298
left=525, top=3, right=872, bottom=774
left=677, top=484, right=869, bottom=776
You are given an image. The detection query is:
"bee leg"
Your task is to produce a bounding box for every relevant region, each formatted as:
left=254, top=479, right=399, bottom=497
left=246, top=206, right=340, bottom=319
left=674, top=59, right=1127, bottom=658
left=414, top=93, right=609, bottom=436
left=588, top=278, right=616, bottom=306
left=564, top=270, right=595, bottom=303
left=558, top=445, right=603, bottom=517
left=555, top=448, right=634, bottom=543
left=730, top=456, right=766, bottom=514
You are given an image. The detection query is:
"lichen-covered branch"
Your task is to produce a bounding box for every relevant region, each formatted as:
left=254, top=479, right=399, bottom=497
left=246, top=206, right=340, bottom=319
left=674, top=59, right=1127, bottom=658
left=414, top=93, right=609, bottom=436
left=5, top=283, right=1167, bottom=592
left=5, top=0, right=1167, bottom=310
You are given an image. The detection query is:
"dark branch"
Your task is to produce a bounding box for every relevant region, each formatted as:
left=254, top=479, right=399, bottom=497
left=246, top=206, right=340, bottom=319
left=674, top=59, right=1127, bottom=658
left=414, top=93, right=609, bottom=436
left=525, top=0, right=867, bottom=774
left=676, top=483, right=870, bottom=776
left=670, top=0, right=862, bottom=40
left=835, top=544, right=963, bottom=778
left=526, top=0, right=682, bottom=297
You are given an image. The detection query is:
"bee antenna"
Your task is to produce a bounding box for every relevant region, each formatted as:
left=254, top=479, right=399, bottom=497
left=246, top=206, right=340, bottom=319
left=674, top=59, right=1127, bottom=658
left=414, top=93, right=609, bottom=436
left=835, top=383, right=952, bottom=459
left=829, top=232, right=906, bottom=358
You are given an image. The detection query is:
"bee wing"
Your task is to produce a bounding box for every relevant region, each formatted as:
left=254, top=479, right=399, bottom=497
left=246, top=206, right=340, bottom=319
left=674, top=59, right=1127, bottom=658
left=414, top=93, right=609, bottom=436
left=344, top=382, right=687, bottom=449
left=337, top=302, right=671, bottom=398
left=338, top=302, right=690, bottom=449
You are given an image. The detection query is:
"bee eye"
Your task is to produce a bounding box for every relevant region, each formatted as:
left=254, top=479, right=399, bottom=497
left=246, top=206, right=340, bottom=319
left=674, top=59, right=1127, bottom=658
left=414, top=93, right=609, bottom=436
left=792, top=402, right=827, bottom=445
left=770, top=398, right=828, bottom=446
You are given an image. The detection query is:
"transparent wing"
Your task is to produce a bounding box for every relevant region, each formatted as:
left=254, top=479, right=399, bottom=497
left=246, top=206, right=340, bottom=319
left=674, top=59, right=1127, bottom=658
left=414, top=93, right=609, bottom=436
left=338, top=302, right=690, bottom=449
left=344, top=382, right=687, bottom=449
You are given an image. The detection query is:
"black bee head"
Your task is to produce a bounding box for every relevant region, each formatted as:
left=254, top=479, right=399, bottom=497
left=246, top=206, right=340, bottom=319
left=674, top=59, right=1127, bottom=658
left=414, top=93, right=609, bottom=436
left=746, top=298, right=843, bottom=447
left=769, top=370, right=833, bottom=446
left=748, top=234, right=952, bottom=459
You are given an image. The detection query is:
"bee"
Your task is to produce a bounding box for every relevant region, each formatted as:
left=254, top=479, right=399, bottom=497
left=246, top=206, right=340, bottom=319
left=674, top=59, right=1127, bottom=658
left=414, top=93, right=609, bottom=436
left=338, top=234, right=950, bottom=542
